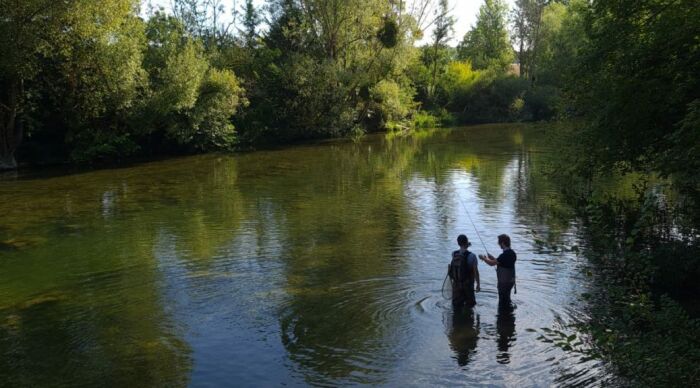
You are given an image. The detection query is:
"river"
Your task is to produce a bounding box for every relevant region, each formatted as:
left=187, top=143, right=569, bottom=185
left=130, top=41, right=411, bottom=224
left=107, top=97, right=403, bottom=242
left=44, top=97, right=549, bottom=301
left=0, top=124, right=619, bottom=386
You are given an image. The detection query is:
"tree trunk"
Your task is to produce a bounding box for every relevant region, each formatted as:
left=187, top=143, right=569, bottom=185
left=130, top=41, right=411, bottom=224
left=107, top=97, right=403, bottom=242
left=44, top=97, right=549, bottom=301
left=529, top=4, right=545, bottom=87
left=0, top=79, right=23, bottom=170
left=518, top=38, right=525, bottom=78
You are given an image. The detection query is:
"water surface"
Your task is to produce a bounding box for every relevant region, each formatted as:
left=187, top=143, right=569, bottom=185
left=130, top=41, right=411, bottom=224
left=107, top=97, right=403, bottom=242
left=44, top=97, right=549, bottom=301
left=0, top=125, right=615, bottom=386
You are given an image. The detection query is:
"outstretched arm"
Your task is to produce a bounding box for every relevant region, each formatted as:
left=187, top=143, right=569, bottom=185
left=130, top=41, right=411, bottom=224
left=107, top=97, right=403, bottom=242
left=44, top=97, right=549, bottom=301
left=479, top=253, right=498, bottom=266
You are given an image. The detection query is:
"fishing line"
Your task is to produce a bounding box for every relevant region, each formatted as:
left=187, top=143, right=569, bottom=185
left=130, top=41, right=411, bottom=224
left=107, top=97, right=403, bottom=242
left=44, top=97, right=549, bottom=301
left=454, top=187, right=518, bottom=295
left=453, top=188, right=490, bottom=256
left=442, top=187, right=492, bottom=300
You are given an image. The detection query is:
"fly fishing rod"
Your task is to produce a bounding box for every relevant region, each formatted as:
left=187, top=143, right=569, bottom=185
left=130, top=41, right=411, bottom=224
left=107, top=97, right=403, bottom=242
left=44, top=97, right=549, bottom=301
left=454, top=189, right=517, bottom=295
left=454, top=190, right=489, bottom=256
left=442, top=189, right=493, bottom=300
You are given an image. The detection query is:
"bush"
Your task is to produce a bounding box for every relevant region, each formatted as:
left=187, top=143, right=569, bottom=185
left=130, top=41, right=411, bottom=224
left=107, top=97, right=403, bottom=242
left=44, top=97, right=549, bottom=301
left=369, top=79, right=417, bottom=130
left=412, top=111, right=439, bottom=128
left=186, top=68, right=247, bottom=150
left=451, top=76, right=530, bottom=123
left=524, top=85, right=559, bottom=121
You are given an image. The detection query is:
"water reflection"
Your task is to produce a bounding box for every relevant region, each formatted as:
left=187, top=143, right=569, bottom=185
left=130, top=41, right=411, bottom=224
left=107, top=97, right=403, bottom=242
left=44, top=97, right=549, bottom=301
left=0, top=124, right=614, bottom=386
left=496, top=305, right=516, bottom=364
left=446, top=309, right=481, bottom=366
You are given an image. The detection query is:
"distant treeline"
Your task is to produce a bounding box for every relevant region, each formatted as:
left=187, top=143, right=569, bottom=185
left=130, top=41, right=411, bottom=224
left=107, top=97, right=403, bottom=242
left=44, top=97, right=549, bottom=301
left=1, top=0, right=698, bottom=191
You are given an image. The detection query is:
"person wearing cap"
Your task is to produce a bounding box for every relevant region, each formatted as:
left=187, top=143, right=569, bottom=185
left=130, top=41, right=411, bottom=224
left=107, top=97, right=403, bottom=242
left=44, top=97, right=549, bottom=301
left=448, top=234, right=481, bottom=309
left=479, top=234, right=517, bottom=307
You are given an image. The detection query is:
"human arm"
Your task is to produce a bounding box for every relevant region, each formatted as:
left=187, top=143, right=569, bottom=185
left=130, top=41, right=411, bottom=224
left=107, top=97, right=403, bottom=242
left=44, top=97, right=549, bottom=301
left=474, top=263, right=480, bottom=292
left=479, top=253, right=498, bottom=266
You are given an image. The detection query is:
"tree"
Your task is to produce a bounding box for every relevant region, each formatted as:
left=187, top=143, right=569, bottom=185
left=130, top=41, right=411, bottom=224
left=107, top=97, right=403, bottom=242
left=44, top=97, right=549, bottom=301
left=427, top=0, right=455, bottom=102
left=510, top=0, right=547, bottom=81
left=457, top=0, right=514, bottom=71
left=143, top=12, right=246, bottom=150
left=566, top=0, right=700, bottom=193
left=240, top=0, right=261, bottom=47
left=0, top=0, right=71, bottom=169
left=171, top=0, right=234, bottom=47
left=0, top=0, right=146, bottom=167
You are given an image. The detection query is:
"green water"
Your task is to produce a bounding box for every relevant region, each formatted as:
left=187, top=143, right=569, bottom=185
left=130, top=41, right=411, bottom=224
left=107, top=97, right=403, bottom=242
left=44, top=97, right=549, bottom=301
left=0, top=124, right=616, bottom=386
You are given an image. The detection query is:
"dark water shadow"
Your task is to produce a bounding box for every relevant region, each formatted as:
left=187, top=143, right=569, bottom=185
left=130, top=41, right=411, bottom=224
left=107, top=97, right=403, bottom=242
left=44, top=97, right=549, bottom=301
left=445, top=308, right=481, bottom=367
left=496, top=304, right=516, bottom=364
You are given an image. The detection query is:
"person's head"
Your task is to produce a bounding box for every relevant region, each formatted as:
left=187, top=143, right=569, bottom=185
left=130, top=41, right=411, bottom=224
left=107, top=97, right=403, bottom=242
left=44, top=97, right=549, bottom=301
left=497, top=234, right=511, bottom=249
left=457, top=234, right=471, bottom=248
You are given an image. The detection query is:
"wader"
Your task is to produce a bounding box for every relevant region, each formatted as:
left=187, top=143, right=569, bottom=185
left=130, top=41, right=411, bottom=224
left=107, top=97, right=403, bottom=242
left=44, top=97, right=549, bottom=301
left=496, top=266, right=515, bottom=306
left=450, top=251, right=476, bottom=308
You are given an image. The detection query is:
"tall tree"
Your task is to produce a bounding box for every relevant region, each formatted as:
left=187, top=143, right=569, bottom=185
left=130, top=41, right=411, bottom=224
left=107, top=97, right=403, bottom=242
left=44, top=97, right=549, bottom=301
left=0, top=0, right=69, bottom=169
left=428, top=0, right=455, bottom=101
left=457, top=0, right=513, bottom=71
left=0, top=0, right=144, bottom=168
left=240, top=0, right=261, bottom=47
left=510, top=0, right=547, bottom=81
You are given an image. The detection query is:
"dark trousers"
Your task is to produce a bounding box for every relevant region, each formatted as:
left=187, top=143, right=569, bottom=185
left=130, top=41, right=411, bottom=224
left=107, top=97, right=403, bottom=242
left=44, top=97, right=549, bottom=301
left=497, top=282, right=514, bottom=307
left=452, top=281, right=476, bottom=309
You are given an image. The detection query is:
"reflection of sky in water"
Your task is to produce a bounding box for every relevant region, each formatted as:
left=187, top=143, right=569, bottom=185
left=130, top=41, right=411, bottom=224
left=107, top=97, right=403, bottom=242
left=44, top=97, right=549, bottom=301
left=0, top=125, right=616, bottom=387
left=154, top=199, right=296, bottom=387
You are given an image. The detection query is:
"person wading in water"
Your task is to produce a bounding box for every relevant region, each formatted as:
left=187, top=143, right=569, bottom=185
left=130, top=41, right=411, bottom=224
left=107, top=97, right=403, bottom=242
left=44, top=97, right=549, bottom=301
left=448, top=235, right=480, bottom=309
left=479, top=234, right=516, bottom=307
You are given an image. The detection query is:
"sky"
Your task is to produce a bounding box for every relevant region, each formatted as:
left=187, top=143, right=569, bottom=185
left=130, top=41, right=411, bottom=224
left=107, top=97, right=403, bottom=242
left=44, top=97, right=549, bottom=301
left=143, top=0, right=516, bottom=46
left=418, top=0, right=516, bottom=45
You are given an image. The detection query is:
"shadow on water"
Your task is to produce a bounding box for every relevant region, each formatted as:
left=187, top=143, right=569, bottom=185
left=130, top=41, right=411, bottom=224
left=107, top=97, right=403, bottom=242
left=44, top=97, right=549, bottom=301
left=495, top=304, right=516, bottom=364
left=445, top=308, right=480, bottom=366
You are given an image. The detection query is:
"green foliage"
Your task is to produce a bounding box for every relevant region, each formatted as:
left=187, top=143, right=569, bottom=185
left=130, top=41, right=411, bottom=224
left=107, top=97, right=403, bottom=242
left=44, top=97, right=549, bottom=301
left=412, top=111, right=439, bottom=129
left=142, top=19, right=245, bottom=151
left=370, top=80, right=416, bottom=129
left=541, top=119, right=700, bottom=386
left=186, top=68, right=246, bottom=149
left=38, top=1, right=147, bottom=161
left=152, top=41, right=209, bottom=114
left=442, top=60, right=483, bottom=99
left=457, top=0, right=514, bottom=71
left=377, top=18, right=400, bottom=49
left=412, top=110, right=454, bottom=129
left=568, top=0, right=700, bottom=179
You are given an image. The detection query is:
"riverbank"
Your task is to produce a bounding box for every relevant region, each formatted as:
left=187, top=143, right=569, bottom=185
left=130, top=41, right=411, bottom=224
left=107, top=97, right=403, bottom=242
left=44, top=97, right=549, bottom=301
left=537, top=124, right=700, bottom=386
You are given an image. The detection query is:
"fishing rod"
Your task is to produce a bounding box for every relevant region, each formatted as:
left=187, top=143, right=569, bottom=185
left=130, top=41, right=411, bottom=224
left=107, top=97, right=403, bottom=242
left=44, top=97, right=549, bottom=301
left=454, top=188, right=517, bottom=295
left=453, top=189, right=490, bottom=257
left=442, top=189, right=492, bottom=300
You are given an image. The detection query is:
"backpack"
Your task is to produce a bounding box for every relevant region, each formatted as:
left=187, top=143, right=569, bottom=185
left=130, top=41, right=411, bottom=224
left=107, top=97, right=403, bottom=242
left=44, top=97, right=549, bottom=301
left=449, top=250, right=475, bottom=284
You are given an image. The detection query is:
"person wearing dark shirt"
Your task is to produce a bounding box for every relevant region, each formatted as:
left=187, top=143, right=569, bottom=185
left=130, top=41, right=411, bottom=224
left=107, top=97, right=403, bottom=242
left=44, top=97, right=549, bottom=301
left=479, top=234, right=516, bottom=307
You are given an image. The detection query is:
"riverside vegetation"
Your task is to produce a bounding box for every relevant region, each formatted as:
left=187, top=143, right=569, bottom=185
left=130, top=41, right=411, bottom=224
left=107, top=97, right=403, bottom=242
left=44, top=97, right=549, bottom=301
left=1, top=0, right=699, bottom=385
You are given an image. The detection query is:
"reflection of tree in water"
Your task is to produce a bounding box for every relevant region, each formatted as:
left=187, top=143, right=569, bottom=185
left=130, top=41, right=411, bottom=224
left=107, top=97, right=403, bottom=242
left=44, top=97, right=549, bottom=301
left=252, top=141, right=421, bottom=385
left=160, top=158, right=247, bottom=267
left=496, top=305, right=516, bottom=364
left=445, top=309, right=481, bottom=367
left=0, top=156, right=258, bottom=386
left=0, top=220, right=192, bottom=387
left=263, top=125, right=525, bottom=383
left=446, top=125, right=523, bottom=207
left=510, top=126, right=576, bottom=242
